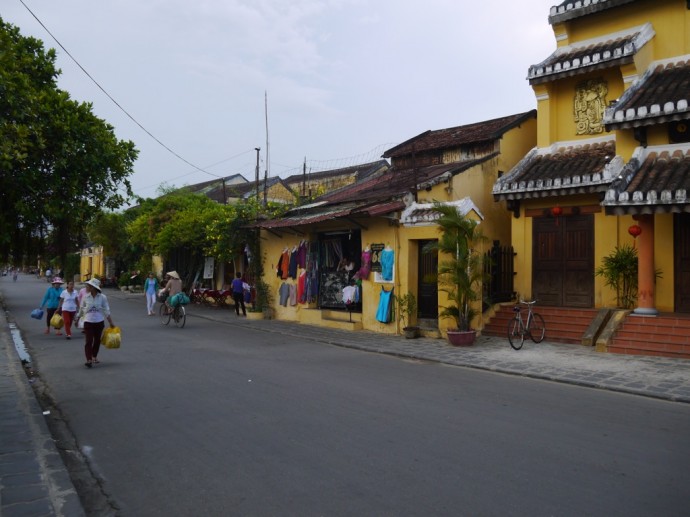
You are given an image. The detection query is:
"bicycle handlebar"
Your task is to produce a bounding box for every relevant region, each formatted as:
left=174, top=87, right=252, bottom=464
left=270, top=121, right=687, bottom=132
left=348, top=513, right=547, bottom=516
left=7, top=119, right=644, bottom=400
left=519, top=299, right=537, bottom=305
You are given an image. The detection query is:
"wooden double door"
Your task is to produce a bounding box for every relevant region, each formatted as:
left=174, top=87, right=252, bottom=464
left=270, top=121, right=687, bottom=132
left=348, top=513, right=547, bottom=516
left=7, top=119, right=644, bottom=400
left=675, top=213, right=690, bottom=313
left=532, top=214, right=594, bottom=308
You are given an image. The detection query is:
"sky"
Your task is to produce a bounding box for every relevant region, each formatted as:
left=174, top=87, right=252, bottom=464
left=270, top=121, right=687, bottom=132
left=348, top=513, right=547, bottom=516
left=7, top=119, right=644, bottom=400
left=3, top=0, right=558, bottom=199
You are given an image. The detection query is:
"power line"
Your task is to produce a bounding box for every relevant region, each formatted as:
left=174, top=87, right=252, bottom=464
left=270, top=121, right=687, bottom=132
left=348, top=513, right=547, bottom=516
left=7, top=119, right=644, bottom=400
left=18, top=0, right=220, bottom=180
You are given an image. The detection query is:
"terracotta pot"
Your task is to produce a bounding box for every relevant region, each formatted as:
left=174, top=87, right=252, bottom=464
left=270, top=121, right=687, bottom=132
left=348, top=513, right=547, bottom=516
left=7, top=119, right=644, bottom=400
left=403, top=327, right=419, bottom=339
left=446, top=329, right=476, bottom=346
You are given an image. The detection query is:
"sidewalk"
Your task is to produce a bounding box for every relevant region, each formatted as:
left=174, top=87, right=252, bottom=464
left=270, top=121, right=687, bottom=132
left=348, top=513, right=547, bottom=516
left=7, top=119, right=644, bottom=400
left=0, top=307, right=85, bottom=516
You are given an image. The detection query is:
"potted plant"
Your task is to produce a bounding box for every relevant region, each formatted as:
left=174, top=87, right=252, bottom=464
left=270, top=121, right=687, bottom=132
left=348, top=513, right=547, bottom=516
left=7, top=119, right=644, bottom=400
left=254, top=279, right=274, bottom=319
left=428, top=202, right=487, bottom=346
left=396, top=291, right=419, bottom=338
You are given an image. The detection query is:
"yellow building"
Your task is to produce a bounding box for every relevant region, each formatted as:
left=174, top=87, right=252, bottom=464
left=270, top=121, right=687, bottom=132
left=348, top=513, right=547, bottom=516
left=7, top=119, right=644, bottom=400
left=493, top=0, right=690, bottom=315
left=255, top=112, right=536, bottom=336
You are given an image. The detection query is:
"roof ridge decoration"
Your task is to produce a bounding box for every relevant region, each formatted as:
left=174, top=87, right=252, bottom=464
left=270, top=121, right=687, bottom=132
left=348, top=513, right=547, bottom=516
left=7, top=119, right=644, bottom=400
left=604, top=55, right=690, bottom=129
left=603, top=142, right=690, bottom=214
left=548, top=0, right=638, bottom=25
left=528, top=23, right=654, bottom=83
left=400, top=198, right=483, bottom=227
left=493, top=136, right=622, bottom=199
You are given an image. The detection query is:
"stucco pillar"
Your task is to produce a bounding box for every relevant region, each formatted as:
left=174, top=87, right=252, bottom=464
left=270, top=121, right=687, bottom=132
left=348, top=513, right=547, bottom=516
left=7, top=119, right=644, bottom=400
left=634, top=214, right=658, bottom=315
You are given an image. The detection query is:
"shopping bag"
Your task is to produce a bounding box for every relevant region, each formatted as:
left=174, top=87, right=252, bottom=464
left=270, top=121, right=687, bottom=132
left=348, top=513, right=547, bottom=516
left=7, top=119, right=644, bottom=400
left=31, top=308, right=44, bottom=320
left=102, top=326, right=121, bottom=349
left=76, top=317, right=85, bottom=329
left=50, top=312, right=64, bottom=329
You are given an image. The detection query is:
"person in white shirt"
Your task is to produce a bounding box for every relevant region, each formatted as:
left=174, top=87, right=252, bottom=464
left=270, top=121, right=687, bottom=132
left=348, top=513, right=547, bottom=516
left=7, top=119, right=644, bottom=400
left=78, top=278, right=115, bottom=368
left=58, top=281, right=79, bottom=339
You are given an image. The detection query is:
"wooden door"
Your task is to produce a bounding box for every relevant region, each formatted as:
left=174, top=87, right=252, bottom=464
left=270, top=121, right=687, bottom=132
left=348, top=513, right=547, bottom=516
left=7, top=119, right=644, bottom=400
left=418, top=240, right=438, bottom=319
left=675, top=213, right=690, bottom=313
left=533, top=214, right=594, bottom=307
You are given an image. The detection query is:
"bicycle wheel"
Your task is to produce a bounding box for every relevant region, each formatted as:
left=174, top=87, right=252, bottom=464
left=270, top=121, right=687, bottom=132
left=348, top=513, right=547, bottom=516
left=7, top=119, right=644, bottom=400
left=159, top=304, right=171, bottom=326
left=174, top=305, right=186, bottom=328
left=507, top=317, right=524, bottom=350
left=528, top=313, right=546, bottom=343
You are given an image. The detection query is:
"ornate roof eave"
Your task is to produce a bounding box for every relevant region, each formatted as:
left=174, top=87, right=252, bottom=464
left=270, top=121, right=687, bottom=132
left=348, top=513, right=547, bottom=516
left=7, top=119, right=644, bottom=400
left=603, top=55, right=690, bottom=129
left=602, top=143, right=690, bottom=215
left=400, top=197, right=484, bottom=227
left=493, top=137, right=622, bottom=202
left=548, top=0, right=638, bottom=25
left=527, top=23, right=653, bottom=84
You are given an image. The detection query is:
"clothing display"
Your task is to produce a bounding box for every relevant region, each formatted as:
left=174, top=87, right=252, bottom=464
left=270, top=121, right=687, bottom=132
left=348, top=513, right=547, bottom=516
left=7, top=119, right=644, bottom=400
left=354, top=249, right=371, bottom=280
left=381, top=247, right=394, bottom=281
left=279, top=282, right=290, bottom=306
left=376, top=287, right=394, bottom=323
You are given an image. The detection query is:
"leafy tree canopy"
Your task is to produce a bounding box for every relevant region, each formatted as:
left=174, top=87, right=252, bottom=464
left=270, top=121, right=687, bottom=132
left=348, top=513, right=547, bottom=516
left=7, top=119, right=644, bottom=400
left=0, top=18, right=137, bottom=266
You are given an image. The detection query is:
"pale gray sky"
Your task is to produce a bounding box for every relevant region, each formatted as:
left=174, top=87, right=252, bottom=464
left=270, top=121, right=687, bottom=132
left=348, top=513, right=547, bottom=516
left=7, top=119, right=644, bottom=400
left=3, top=0, right=557, bottom=198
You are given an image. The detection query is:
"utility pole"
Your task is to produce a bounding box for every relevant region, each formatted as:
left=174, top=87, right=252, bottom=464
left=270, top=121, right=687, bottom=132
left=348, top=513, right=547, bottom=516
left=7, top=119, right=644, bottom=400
left=254, top=147, right=261, bottom=202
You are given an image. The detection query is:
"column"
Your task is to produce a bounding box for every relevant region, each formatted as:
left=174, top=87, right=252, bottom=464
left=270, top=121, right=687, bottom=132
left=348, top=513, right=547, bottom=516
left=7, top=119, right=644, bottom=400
left=634, top=214, right=658, bottom=315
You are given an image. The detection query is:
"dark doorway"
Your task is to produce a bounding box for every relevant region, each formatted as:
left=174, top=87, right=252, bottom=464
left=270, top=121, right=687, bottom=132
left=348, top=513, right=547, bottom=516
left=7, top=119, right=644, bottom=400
left=532, top=214, right=594, bottom=307
left=418, top=240, right=438, bottom=319
left=674, top=213, right=690, bottom=313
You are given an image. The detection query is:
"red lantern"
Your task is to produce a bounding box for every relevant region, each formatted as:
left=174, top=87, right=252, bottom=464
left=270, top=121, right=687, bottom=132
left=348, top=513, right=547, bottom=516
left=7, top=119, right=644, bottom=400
left=551, top=206, right=563, bottom=225
left=628, top=224, right=642, bottom=238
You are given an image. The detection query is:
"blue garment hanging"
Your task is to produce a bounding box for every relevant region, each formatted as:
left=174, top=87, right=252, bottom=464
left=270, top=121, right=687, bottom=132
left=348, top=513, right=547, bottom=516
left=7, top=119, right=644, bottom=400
left=376, top=287, right=394, bottom=323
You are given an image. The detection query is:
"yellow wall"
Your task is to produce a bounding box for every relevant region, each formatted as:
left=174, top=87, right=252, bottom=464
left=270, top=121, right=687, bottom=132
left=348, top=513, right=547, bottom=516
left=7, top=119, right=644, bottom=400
left=80, top=246, right=105, bottom=281
left=562, top=0, right=687, bottom=58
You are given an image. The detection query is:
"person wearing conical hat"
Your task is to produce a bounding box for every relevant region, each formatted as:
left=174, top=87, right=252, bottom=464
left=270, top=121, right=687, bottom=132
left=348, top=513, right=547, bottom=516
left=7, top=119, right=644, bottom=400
left=78, top=278, right=115, bottom=368
left=162, top=271, right=182, bottom=314
left=40, top=277, right=64, bottom=335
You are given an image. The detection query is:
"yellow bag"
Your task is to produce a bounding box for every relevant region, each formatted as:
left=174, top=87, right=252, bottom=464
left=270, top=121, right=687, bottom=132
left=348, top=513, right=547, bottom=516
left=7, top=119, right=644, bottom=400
left=50, top=313, right=64, bottom=329
left=102, top=326, right=121, bottom=349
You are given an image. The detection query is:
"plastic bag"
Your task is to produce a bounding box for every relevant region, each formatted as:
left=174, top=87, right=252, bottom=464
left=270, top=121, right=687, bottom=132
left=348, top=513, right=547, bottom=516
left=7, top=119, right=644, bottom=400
left=76, top=317, right=84, bottom=329
left=50, top=312, right=64, bottom=329
left=31, top=308, right=44, bottom=320
left=102, top=326, right=121, bottom=349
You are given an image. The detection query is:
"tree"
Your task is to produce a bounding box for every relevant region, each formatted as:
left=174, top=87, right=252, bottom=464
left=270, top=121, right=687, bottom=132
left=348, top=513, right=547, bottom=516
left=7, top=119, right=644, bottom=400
left=0, top=18, right=137, bottom=267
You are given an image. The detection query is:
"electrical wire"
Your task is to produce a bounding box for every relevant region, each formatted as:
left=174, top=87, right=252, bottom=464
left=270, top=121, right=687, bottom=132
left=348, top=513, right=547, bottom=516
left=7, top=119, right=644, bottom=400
left=18, top=0, right=220, bottom=179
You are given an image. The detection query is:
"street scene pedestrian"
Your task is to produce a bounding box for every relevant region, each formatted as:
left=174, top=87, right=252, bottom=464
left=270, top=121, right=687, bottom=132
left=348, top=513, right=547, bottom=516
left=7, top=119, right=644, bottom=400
left=231, top=272, right=247, bottom=316
left=162, top=270, right=182, bottom=313
left=40, top=276, right=64, bottom=335
left=144, top=272, right=159, bottom=315
left=57, top=280, right=79, bottom=339
left=78, top=278, right=115, bottom=368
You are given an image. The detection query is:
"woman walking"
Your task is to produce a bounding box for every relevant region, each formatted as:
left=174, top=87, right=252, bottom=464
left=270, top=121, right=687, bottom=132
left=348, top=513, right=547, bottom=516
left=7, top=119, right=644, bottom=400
left=78, top=278, right=115, bottom=368
left=144, top=272, right=159, bottom=315
left=40, top=277, right=64, bottom=335
left=58, top=281, right=79, bottom=339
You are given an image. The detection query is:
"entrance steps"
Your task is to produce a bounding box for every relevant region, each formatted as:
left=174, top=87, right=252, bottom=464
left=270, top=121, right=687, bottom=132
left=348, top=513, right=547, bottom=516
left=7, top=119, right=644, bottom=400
left=608, top=313, right=690, bottom=359
left=300, top=308, right=362, bottom=331
left=482, top=304, right=599, bottom=345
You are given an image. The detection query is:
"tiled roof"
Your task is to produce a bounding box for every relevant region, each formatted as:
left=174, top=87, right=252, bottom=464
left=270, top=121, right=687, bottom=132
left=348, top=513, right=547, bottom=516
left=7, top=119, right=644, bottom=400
left=321, top=156, right=495, bottom=204
left=603, top=143, right=690, bottom=215
left=604, top=56, right=690, bottom=129
left=400, top=198, right=483, bottom=227
left=493, top=137, right=622, bottom=200
left=256, top=156, right=495, bottom=230
left=382, top=111, right=536, bottom=158
left=528, top=24, right=653, bottom=84
left=283, top=160, right=389, bottom=186
left=548, top=0, right=637, bottom=25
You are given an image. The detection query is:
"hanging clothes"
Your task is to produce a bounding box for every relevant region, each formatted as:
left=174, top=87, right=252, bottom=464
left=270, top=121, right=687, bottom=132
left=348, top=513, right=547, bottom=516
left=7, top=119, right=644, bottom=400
left=289, top=283, right=297, bottom=306
left=297, top=271, right=307, bottom=303
left=381, top=247, right=395, bottom=281
left=354, top=249, right=372, bottom=280
left=376, top=287, right=394, bottom=323
left=279, top=249, right=290, bottom=280
left=288, top=247, right=299, bottom=279
left=279, top=282, right=290, bottom=306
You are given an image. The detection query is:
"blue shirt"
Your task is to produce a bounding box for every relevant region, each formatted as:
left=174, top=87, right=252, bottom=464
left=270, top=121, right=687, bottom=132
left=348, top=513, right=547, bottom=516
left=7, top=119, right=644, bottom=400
left=41, top=286, right=64, bottom=309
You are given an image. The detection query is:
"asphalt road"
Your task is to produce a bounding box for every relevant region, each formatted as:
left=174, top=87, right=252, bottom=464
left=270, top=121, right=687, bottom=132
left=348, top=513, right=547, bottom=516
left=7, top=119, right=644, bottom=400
left=4, top=275, right=690, bottom=516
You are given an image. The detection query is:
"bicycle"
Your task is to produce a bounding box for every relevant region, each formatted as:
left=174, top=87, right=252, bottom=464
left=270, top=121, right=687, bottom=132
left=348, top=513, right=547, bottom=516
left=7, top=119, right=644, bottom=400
left=507, top=299, right=545, bottom=350
left=160, top=301, right=186, bottom=328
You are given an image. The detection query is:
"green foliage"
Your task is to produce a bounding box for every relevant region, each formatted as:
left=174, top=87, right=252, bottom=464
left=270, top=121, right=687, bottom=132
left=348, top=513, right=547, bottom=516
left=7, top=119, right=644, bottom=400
left=0, top=19, right=137, bottom=266
left=594, top=244, right=661, bottom=309
left=254, top=278, right=274, bottom=311
left=395, top=291, right=418, bottom=329
left=428, top=203, right=487, bottom=331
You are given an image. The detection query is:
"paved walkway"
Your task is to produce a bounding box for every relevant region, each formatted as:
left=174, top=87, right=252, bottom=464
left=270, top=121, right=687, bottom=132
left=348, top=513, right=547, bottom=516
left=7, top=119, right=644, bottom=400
left=2, top=286, right=690, bottom=515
